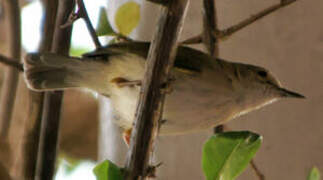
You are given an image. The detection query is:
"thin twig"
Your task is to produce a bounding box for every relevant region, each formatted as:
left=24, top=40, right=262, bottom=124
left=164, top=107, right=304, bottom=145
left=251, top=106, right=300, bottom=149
left=251, top=159, right=265, bottom=180
left=181, top=0, right=298, bottom=44
left=35, top=0, right=74, bottom=179
left=202, top=0, right=219, bottom=57
left=124, top=0, right=189, bottom=179
left=60, top=12, right=80, bottom=28
left=62, top=1, right=133, bottom=45
left=20, top=0, right=58, bottom=179
left=0, top=54, right=23, bottom=71
left=61, top=0, right=102, bottom=48
left=201, top=0, right=223, bottom=133
left=202, top=1, right=266, bottom=179
left=0, top=0, right=21, bottom=139
left=217, top=0, right=297, bottom=39
left=76, top=0, right=102, bottom=48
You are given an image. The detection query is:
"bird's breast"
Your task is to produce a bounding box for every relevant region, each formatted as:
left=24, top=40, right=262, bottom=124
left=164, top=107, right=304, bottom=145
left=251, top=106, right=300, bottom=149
left=107, top=58, right=239, bottom=135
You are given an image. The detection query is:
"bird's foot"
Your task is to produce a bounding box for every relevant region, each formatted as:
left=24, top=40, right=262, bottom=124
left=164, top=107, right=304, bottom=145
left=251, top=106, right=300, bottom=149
left=111, top=77, right=141, bottom=88
left=160, top=77, right=175, bottom=94
left=160, top=84, right=173, bottom=94
left=158, top=119, right=167, bottom=133
left=122, top=128, right=132, bottom=147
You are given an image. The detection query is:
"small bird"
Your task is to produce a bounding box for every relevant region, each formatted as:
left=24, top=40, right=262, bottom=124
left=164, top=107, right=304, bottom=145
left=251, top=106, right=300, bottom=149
left=23, top=42, right=304, bottom=143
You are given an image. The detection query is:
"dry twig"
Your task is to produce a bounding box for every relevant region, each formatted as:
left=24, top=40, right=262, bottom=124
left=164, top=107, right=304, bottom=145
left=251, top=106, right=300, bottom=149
left=201, top=0, right=265, bottom=178
left=20, top=0, right=58, bottom=179
left=0, top=54, right=23, bottom=72
left=182, top=0, right=298, bottom=44
left=251, top=159, right=265, bottom=180
left=124, top=0, right=189, bottom=179
left=35, top=1, right=74, bottom=179
left=62, top=0, right=102, bottom=49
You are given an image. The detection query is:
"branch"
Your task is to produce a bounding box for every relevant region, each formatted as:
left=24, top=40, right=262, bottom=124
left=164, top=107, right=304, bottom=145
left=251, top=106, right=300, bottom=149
left=62, top=0, right=102, bottom=49
left=201, top=0, right=224, bottom=134
left=251, top=159, right=265, bottom=180
left=20, top=0, right=58, bottom=179
left=0, top=0, right=21, bottom=139
left=124, top=0, right=189, bottom=179
left=202, top=2, right=265, bottom=179
left=0, top=54, right=23, bottom=72
left=35, top=0, right=74, bottom=179
left=217, top=0, right=297, bottom=39
left=181, top=0, right=298, bottom=44
left=76, top=0, right=101, bottom=48
left=202, top=0, right=219, bottom=57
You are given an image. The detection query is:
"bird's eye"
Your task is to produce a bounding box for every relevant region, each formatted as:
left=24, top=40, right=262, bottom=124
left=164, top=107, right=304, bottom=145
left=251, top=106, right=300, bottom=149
left=257, top=71, right=267, bottom=78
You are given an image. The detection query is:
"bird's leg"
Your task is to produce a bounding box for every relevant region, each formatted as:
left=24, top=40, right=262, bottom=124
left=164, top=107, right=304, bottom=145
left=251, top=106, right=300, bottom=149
left=122, top=128, right=132, bottom=147
left=122, top=120, right=166, bottom=147
left=160, top=76, right=176, bottom=94
left=160, top=83, right=173, bottom=94
left=110, top=77, right=141, bottom=88
left=158, top=119, right=167, bottom=134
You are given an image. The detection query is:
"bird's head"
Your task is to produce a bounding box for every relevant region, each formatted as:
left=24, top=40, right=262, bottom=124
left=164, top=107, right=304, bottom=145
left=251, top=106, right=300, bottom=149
left=230, top=62, right=305, bottom=113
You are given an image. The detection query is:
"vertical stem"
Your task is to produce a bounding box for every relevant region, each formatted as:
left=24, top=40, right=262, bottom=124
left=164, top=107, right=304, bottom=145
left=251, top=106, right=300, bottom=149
left=202, top=0, right=224, bottom=133
left=0, top=0, right=21, bottom=138
left=76, top=0, right=102, bottom=49
left=202, top=0, right=219, bottom=57
left=124, top=0, right=189, bottom=179
left=251, top=159, right=265, bottom=180
left=35, top=0, right=74, bottom=179
left=203, top=2, right=265, bottom=178
left=21, top=1, right=58, bottom=179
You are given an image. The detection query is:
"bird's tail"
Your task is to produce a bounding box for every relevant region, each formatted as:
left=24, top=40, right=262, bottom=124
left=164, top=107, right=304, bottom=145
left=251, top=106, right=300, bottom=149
left=24, top=53, right=106, bottom=92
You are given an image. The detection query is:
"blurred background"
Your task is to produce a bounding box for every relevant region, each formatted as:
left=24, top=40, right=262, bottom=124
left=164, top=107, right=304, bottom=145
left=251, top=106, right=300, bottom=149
left=0, top=0, right=322, bottom=179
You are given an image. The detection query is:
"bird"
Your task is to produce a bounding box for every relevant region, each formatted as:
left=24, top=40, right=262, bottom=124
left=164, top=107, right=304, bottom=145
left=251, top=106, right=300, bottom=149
left=23, top=41, right=304, bottom=144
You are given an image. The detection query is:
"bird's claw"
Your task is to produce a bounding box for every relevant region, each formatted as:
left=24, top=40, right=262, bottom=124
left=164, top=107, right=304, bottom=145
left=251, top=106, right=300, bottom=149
left=160, top=84, right=173, bottom=94
left=160, top=77, right=176, bottom=94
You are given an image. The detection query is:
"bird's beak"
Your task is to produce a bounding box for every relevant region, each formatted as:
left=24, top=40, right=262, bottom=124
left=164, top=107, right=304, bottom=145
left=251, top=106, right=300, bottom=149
left=278, top=87, right=305, bottom=99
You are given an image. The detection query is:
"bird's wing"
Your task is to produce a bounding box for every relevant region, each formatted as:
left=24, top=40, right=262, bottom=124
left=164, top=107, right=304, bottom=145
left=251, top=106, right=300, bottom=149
left=82, top=41, right=216, bottom=74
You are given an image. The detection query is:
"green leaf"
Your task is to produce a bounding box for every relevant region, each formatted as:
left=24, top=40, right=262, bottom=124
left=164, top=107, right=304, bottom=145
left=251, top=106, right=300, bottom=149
left=308, top=167, right=321, bottom=180
left=57, top=154, right=83, bottom=175
left=69, top=47, right=90, bottom=57
left=108, top=38, right=117, bottom=45
left=93, top=160, right=124, bottom=180
left=96, top=7, right=116, bottom=36
left=202, top=131, right=262, bottom=180
left=115, top=1, right=140, bottom=35
left=63, top=158, right=82, bottom=175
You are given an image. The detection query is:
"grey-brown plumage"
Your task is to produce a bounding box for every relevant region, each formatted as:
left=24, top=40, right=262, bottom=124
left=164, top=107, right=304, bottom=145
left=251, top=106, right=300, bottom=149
left=23, top=42, right=304, bottom=135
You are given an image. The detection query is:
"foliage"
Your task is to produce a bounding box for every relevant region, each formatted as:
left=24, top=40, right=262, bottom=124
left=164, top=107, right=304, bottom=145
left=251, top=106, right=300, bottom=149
left=115, top=1, right=140, bottom=35
left=308, top=167, right=321, bottom=180
left=202, top=131, right=262, bottom=180
left=96, top=7, right=116, bottom=36
left=96, top=2, right=140, bottom=37
left=69, top=46, right=90, bottom=57
left=57, top=154, right=83, bottom=175
left=93, top=160, right=124, bottom=180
